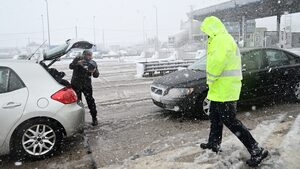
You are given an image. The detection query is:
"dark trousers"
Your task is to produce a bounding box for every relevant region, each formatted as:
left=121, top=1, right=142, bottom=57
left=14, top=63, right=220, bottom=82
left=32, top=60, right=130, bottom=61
left=72, top=84, right=97, bottom=118
left=208, top=101, right=258, bottom=153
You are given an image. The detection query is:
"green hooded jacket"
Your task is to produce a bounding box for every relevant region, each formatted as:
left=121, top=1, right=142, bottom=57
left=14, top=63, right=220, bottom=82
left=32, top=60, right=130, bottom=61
left=200, top=16, right=242, bottom=102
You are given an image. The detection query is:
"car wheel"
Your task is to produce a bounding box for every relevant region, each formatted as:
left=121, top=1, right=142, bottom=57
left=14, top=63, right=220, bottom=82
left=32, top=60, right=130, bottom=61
left=194, top=94, right=210, bottom=119
left=202, top=97, right=211, bottom=116
left=11, top=118, right=64, bottom=160
left=293, top=81, right=300, bottom=101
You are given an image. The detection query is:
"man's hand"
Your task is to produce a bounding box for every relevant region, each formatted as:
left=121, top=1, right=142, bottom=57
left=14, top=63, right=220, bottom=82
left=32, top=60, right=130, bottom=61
left=77, top=60, right=84, bottom=66
left=89, top=68, right=96, bottom=73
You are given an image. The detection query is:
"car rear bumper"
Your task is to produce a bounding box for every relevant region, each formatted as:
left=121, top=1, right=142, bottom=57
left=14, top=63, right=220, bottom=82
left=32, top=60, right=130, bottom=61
left=54, top=102, right=85, bottom=137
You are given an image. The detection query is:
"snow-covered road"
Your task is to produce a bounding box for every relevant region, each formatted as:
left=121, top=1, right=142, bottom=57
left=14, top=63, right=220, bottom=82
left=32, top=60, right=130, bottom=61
left=0, top=59, right=299, bottom=169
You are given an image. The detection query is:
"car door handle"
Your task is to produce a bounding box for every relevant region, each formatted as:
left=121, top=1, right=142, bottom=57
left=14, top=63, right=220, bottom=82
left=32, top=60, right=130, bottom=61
left=2, top=102, right=22, bottom=109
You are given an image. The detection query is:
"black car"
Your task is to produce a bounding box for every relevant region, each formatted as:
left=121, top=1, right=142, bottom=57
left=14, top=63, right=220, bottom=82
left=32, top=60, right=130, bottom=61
left=150, top=48, right=300, bottom=117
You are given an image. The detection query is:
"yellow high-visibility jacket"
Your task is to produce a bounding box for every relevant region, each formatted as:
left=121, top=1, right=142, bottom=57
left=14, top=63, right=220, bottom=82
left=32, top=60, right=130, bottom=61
left=201, top=16, right=242, bottom=102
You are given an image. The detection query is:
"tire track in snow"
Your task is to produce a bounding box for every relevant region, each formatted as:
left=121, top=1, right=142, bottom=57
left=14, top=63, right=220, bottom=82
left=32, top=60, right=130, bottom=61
left=99, top=114, right=287, bottom=169
left=279, top=114, right=300, bottom=169
left=190, top=113, right=286, bottom=169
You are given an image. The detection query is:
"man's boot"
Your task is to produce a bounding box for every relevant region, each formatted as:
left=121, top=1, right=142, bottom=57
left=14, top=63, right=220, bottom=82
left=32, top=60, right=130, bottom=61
left=246, top=147, right=268, bottom=167
left=92, top=117, right=98, bottom=126
left=200, top=143, right=221, bottom=153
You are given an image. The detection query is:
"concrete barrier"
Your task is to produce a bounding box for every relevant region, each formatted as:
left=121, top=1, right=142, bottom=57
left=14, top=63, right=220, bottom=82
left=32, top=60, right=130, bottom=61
left=136, top=60, right=195, bottom=77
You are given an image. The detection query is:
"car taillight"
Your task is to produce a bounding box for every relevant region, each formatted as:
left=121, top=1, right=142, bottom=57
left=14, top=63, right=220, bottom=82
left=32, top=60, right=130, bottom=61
left=51, top=87, right=77, bottom=104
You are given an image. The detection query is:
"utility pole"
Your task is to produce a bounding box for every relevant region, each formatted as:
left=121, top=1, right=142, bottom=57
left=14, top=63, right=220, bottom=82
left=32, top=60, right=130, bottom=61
left=189, top=5, right=194, bottom=43
left=154, top=6, right=159, bottom=51
left=142, top=16, right=146, bottom=50
left=45, top=0, right=51, bottom=47
left=277, top=14, right=282, bottom=48
left=102, top=29, right=105, bottom=49
left=75, top=26, right=78, bottom=40
left=41, top=14, right=45, bottom=42
left=93, top=16, right=96, bottom=44
left=284, top=11, right=292, bottom=48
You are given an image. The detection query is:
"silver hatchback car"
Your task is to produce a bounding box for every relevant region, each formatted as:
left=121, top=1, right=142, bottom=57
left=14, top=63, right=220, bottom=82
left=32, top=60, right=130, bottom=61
left=0, top=40, right=94, bottom=159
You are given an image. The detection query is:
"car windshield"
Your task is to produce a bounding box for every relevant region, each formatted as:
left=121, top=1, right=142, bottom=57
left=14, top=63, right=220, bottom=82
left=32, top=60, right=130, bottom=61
left=188, top=55, right=206, bottom=70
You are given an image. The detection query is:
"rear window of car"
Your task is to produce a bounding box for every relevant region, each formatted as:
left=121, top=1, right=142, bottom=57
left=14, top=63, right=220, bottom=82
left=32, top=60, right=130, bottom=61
left=0, top=68, right=9, bottom=94
left=0, top=67, right=25, bottom=94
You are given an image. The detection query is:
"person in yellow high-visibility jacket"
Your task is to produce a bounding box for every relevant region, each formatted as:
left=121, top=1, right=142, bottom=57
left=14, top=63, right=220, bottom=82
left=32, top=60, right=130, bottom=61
left=200, top=16, right=268, bottom=167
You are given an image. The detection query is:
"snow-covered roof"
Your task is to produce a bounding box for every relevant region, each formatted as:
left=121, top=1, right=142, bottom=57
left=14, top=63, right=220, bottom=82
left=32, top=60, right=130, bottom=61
left=192, top=0, right=300, bottom=22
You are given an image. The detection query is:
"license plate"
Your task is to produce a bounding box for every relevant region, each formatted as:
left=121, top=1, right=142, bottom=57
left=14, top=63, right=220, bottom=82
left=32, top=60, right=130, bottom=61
left=151, top=93, right=161, bottom=102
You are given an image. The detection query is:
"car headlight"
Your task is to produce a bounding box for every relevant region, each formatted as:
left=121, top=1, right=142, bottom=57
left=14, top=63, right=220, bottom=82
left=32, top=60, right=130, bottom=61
left=165, top=88, right=194, bottom=98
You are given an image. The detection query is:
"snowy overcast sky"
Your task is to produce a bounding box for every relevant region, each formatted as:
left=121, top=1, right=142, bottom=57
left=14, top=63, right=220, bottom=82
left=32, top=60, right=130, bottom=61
left=0, top=0, right=299, bottom=48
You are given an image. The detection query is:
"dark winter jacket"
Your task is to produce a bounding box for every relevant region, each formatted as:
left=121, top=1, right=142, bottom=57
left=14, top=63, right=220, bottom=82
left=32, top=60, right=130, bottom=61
left=69, top=56, right=99, bottom=87
left=40, top=62, right=71, bottom=87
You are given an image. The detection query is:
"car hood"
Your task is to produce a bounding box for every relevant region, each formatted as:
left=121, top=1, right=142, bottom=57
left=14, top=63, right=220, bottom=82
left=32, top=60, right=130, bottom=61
left=153, top=69, right=206, bottom=87
left=43, top=40, right=94, bottom=60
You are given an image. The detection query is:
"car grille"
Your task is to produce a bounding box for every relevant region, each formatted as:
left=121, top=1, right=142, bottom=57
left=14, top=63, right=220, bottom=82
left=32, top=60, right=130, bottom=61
left=151, top=85, right=165, bottom=95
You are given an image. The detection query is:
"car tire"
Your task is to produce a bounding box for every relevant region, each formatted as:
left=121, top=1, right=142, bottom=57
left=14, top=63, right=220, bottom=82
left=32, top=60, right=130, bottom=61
left=11, top=118, right=64, bottom=160
left=195, top=94, right=210, bottom=119
left=292, top=81, right=300, bottom=102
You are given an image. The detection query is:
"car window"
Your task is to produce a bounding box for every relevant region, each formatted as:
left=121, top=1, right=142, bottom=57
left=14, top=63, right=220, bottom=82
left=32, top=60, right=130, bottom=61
left=188, top=55, right=206, bottom=70
left=8, top=69, right=25, bottom=92
left=241, top=50, right=265, bottom=71
left=0, top=67, right=25, bottom=94
left=284, top=52, right=300, bottom=64
left=0, top=68, right=9, bottom=94
left=265, top=50, right=291, bottom=67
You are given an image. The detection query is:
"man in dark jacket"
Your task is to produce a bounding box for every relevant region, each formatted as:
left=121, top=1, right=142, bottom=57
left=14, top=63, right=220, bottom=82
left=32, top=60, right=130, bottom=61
left=69, top=49, right=99, bottom=126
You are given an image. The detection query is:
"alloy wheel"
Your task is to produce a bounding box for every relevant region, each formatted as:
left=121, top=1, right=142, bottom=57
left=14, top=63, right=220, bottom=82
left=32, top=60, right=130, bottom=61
left=22, top=124, right=56, bottom=156
left=294, top=82, right=300, bottom=100
left=203, top=97, right=211, bottom=116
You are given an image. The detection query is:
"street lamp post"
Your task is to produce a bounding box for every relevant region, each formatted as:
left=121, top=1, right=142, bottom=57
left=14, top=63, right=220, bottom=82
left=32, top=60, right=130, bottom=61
left=142, top=16, right=146, bottom=50
left=93, top=16, right=96, bottom=45
left=41, top=14, right=45, bottom=42
left=45, top=0, right=51, bottom=47
left=75, top=25, right=78, bottom=40
left=154, top=6, right=159, bottom=51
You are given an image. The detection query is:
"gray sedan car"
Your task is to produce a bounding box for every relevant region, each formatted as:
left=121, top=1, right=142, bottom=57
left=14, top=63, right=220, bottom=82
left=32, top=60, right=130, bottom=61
left=0, top=40, right=93, bottom=159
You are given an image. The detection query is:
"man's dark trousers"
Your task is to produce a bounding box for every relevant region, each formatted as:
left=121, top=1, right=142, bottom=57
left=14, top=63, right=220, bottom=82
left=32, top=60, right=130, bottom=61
left=208, top=101, right=258, bottom=152
left=73, top=84, right=97, bottom=118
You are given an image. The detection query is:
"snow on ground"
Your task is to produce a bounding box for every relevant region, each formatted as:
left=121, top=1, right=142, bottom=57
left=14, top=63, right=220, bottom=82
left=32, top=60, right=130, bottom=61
left=277, top=114, right=300, bottom=169
left=100, top=113, right=300, bottom=169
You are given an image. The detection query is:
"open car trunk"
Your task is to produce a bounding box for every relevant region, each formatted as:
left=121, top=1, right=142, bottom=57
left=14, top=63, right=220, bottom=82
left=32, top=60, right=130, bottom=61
left=40, top=39, right=95, bottom=86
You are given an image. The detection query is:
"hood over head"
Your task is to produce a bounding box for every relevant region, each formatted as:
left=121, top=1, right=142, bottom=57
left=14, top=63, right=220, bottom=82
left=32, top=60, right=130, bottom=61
left=200, top=16, right=227, bottom=37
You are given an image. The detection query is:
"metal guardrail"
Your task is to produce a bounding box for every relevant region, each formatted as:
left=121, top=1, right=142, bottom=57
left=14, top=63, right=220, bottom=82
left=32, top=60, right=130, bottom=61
left=136, top=60, right=196, bottom=77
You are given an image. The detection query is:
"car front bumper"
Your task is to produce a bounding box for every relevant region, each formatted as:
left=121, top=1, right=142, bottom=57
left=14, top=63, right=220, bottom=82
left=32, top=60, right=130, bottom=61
left=151, top=93, right=195, bottom=112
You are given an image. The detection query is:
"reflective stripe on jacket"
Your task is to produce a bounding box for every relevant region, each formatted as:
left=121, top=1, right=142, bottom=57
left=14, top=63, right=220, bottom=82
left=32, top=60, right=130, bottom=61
left=201, top=16, right=242, bottom=102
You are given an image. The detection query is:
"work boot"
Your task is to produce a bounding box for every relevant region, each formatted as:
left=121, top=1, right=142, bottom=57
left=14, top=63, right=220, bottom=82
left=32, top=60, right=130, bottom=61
left=200, top=143, right=221, bottom=153
left=92, top=117, right=98, bottom=126
left=246, top=147, right=269, bottom=167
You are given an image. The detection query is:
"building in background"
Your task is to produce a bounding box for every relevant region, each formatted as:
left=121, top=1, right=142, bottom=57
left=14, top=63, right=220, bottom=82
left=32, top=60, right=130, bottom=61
left=168, top=19, right=205, bottom=49
left=254, top=27, right=268, bottom=47
left=292, top=32, right=300, bottom=48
